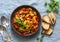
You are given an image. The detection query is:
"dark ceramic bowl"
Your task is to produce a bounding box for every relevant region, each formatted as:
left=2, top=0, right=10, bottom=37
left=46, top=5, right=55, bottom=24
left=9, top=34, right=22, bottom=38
left=10, top=5, right=41, bottom=36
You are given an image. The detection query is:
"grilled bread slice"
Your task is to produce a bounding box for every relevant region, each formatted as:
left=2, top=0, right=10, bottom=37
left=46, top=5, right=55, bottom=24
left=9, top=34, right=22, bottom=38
left=42, top=28, right=53, bottom=36
left=42, top=22, right=50, bottom=30
left=46, top=28, right=53, bottom=35
left=48, top=12, right=56, bottom=24
left=42, top=15, right=51, bottom=24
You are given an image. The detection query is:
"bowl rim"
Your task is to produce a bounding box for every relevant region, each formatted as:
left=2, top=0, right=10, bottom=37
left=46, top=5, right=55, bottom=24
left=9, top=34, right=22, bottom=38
left=10, top=5, right=41, bottom=36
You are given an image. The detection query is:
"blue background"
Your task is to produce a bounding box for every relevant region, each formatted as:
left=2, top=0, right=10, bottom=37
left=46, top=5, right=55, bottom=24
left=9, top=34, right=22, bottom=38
left=0, top=0, right=60, bottom=42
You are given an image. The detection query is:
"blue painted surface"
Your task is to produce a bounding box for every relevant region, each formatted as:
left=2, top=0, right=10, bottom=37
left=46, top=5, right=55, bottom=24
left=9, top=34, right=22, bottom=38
left=0, top=0, right=60, bottom=42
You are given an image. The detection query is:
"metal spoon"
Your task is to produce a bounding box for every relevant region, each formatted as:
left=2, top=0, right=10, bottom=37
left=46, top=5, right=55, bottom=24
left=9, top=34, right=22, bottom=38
left=1, top=16, right=11, bottom=42
left=0, top=25, right=4, bottom=42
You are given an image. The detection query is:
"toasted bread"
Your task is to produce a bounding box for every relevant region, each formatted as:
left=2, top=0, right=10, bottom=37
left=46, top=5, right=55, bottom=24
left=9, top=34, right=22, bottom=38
left=48, top=12, right=56, bottom=24
left=42, top=22, right=50, bottom=30
left=46, top=28, right=53, bottom=35
left=42, top=28, right=53, bottom=36
left=42, top=15, right=51, bottom=24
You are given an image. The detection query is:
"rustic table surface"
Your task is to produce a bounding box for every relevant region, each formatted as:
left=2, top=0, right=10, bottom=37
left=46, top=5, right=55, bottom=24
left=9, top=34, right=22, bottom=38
left=0, top=0, right=60, bottom=42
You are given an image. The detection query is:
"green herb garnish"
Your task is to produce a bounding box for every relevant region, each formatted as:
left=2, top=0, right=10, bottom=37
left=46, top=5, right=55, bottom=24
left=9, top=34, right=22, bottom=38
left=45, top=2, right=48, bottom=6
left=16, top=19, right=26, bottom=30
left=36, top=33, right=44, bottom=42
left=40, top=33, right=44, bottom=42
left=45, top=0, right=59, bottom=14
left=16, top=19, right=23, bottom=25
left=36, top=37, right=39, bottom=40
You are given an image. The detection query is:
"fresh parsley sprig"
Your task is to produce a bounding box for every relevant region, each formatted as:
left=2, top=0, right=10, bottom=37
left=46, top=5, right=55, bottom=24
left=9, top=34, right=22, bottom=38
left=36, top=33, right=44, bottom=42
left=16, top=19, right=26, bottom=30
left=45, top=0, right=59, bottom=14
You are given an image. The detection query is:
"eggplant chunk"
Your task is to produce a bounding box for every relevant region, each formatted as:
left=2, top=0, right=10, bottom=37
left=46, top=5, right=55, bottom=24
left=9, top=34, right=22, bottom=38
left=42, top=28, right=53, bottom=36
left=42, top=15, right=51, bottom=24
left=42, top=22, right=50, bottom=30
left=48, top=12, right=56, bottom=24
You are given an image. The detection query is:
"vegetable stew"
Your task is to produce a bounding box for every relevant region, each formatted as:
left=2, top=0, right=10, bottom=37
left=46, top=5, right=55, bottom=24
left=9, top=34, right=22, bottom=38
left=12, top=7, right=40, bottom=35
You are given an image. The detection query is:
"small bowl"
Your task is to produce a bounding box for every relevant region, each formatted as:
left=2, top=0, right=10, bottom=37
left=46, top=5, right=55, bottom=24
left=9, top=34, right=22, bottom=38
left=10, top=5, right=41, bottom=36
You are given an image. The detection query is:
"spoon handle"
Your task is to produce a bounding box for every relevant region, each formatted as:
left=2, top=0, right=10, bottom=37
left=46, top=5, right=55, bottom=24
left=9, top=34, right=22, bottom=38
left=5, top=27, right=11, bottom=42
left=1, top=33, right=5, bottom=42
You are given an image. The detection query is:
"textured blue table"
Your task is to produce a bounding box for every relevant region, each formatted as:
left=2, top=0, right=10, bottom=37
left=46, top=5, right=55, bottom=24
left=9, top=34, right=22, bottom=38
left=0, top=0, right=60, bottom=42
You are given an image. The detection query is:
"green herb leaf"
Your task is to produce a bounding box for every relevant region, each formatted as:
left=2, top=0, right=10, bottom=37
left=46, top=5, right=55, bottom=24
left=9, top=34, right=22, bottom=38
left=46, top=9, right=52, bottom=13
left=36, top=37, right=39, bottom=40
left=40, top=33, right=44, bottom=42
left=16, top=19, right=23, bottom=24
left=45, top=0, right=59, bottom=14
left=45, top=2, right=48, bottom=6
left=19, top=27, right=24, bottom=30
left=16, top=19, right=26, bottom=29
left=50, top=0, right=54, bottom=1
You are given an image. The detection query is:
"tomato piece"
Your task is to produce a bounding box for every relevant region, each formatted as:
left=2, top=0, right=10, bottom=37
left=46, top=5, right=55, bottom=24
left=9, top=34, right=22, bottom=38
left=24, top=16, right=27, bottom=20
left=29, top=21, right=33, bottom=24
left=33, top=28, right=36, bottom=32
left=29, top=15, right=33, bottom=19
left=14, top=23, right=20, bottom=28
left=36, top=17, right=39, bottom=22
left=23, top=32, right=27, bottom=35
left=32, top=26, right=37, bottom=32
left=17, top=14, right=21, bottom=18
left=23, top=8, right=29, bottom=14
left=20, top=31, right=24, bottom=34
